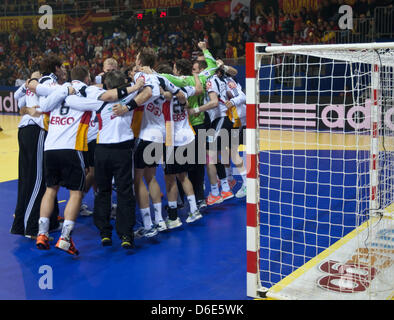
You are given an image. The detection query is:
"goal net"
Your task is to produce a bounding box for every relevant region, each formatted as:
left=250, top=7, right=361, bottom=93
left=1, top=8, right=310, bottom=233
left=245, top=42, right=394, bottom=300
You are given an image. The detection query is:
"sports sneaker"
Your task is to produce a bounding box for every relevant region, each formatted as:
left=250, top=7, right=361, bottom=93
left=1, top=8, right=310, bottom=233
left=165, top=217, right=183, bottom=230
left=197, top=200, right=207, bottom=211
left=235, top=184, right=247, bottom=198
left=155, top=220, right=168, bottom=232
left=36, top=234, right=50, bottom=250
left=206, top=193, right=223, bottom=206
left=55, top=237, right=79, bottom=256
left=186, top=210, right=203, bottom=223
left=133, top=226, right=158, bottom=238
left=144, top=226, right=158, bottom=238
left=80, top=203, right=93, bottom=217
left=101, top=236, right=112, bottom=246
left=228, top=179, right=237, bottom=190
left=27, top=234, right=54, bottom=241
left=134, top=227, right=145, bottom=239
left=120, top=235, right=134, bottom=249
left=221, top=190, right=234, bottom=201
left=110, top=203, right=117, bottom=219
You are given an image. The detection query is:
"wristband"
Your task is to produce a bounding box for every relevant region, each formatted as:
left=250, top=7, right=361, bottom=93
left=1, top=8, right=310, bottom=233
left=126, top=99, right=138, bottom=111
left=223, top=65, right=229, bottom=73
left=117, top=87, right=129, bottom=99
left=194, top=107, right=200, bottom=114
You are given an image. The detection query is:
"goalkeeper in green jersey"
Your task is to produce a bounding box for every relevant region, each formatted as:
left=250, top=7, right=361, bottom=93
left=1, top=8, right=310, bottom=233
left=160, top=41, right=237, bottom=209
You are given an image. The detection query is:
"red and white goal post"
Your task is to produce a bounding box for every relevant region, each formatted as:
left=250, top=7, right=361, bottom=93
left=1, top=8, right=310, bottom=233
left=246, top=42, right=394, bottom=300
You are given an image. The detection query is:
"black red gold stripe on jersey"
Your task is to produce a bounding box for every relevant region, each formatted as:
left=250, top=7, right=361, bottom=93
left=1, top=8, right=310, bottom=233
left=75, top=111, right=92, bottom=151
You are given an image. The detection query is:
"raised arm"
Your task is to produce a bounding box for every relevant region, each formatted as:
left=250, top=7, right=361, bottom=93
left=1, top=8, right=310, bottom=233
left=193, top=72, right=203, bottom=96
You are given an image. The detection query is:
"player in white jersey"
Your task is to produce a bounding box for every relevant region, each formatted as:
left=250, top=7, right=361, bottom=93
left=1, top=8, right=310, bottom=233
left=163, top=83, right=204, bottom=228
left=187, top=67, right=235, bottom=206
left=10, top=57, right=65, bottom=239
left=223, top=75, right=247, bottom=198
left=118, top=48, right=171, bottom=237
left=32, top=66, right=146, bottom=250
left=28, top=64, right=145, bottom=218
left=30, top=79, right=84, bottom=255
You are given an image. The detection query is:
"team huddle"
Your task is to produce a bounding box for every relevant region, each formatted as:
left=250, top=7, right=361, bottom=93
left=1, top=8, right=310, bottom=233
left=10, top=42, right=247, bottom=255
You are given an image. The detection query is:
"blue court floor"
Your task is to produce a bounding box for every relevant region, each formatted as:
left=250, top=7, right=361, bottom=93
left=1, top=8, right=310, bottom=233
left=0, top=169, right=247, bottom=300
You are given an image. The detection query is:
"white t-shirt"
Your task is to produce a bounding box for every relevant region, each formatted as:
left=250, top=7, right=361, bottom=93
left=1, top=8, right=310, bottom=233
left=63, top=91, right=138, bottom=145
left=70, top=80, right=105, bottom=143
left=17, top=73, right=59, bottom=129
left=224, top=77, right=246, bottom=127
left=204, top=75, right=228, bottom=122
left=137, top=73, right=174, bottom=144
left=39, top=83, right=93, bottom=151
left=172, top=86, right=196, bottom=146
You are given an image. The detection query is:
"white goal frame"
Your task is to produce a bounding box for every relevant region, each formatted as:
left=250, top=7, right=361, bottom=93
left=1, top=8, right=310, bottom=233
left=245, top=42, right=394, bottom=299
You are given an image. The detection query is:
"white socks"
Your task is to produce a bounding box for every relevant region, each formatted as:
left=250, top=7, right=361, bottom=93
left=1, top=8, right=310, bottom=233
left=220, top=178, right=230, bottom=192
left=38, top=217, right=50, bottom=236
left=141, top=207, right=153, bottom=230
left=187, top=195, right=198, bottom=213
left=153, top=202, right=163, bottom=223
left=61, top=220, right=75, bottom=240
left=239, top=169, right=247, bottom=185
left=168, top=201, right=177, bottom=209
left=211, top=184, right=220, bottom=196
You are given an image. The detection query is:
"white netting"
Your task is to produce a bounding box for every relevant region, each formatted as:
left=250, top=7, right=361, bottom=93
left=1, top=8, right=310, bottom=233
left=255, top=45, right=394, bottom=300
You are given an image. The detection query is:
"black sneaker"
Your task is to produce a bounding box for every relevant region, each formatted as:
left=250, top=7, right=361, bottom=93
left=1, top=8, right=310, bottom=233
left=101, top=236, right=112, bottom=247
left=120, top=235, right=134, bottom=249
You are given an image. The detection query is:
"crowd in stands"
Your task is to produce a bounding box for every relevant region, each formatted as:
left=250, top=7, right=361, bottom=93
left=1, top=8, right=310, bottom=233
left=0, top=0, right=392, bottom=86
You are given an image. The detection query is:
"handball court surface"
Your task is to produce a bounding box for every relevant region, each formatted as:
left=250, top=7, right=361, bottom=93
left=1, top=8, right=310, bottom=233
left=0, top=114, right=247, bottom=300
left=2, top=114, right=382, bottom=300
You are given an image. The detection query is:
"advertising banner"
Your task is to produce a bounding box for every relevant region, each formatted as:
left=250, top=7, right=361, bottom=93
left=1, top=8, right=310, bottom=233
left=259, top=95, right=394, bottom=132
left=281, top=0, right=320, bottom=14
left=0, top=14, right=66, bottom=33
left=143, top=0, right=183, bottom=9
left=0, top=88, right=18, bottom=114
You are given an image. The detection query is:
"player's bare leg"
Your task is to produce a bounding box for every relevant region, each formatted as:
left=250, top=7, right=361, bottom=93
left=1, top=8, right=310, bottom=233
left=134, top=168, right=158, bottom=237
left=176, top=172, right=202, bottom=223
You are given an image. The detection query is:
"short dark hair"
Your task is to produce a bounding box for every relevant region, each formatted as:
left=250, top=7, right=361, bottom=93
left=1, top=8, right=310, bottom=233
left=137, top=47, right=157, bottom=68
left=39, top=54, right=62, bottom=75
left=175, top=59, right=192, bottom=76
left=104, top=70, right=127, bottom=89
left=70, top=65, right=89, bottom=82
left=194, top=60, right=207, bottom=70
left=156, top=64, right=173, bottom=74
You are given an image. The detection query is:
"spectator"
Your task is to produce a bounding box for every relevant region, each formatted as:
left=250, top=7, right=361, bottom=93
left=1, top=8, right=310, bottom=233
left=210, top=28, right=222, bottom=57
left=225, top=42, right=237, bottom=59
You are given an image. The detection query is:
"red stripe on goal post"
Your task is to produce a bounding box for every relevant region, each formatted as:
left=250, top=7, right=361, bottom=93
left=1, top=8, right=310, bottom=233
left=245, top=42, right=256, bottom=79
left=246, top=153, right=257, bottom=179
left=247, top=202, right=257, bottom=228
left=246, top=42, right=259, bottom=298
left=246, top=104, right=256, bottom=129
left=247, top=250, right=258, bottom=274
